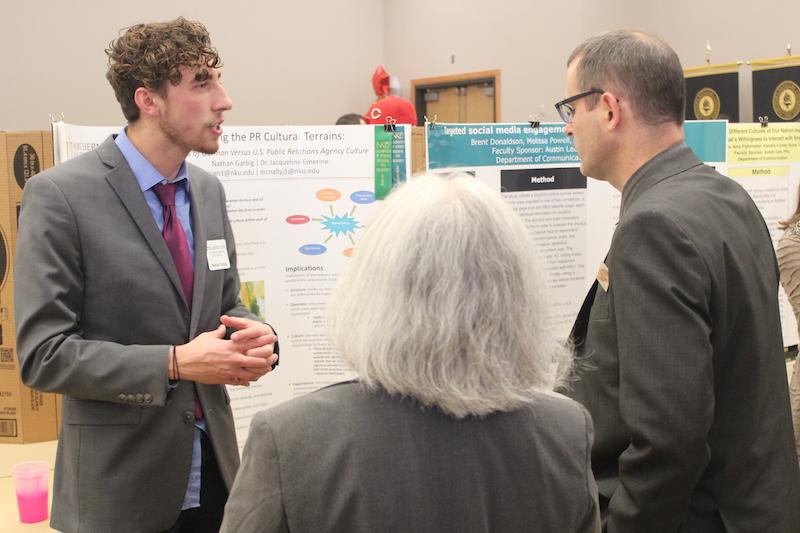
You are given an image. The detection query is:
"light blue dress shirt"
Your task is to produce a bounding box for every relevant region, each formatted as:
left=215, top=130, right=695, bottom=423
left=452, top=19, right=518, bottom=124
left=115, top=129, right=204, bottom=510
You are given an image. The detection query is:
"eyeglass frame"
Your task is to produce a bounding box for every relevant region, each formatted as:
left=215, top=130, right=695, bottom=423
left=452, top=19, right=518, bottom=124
left=554, top=88, right=604, bottom=123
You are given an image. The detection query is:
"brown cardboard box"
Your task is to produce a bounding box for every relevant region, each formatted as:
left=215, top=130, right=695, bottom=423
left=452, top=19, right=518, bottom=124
left=0, top=131, right=59, bottom=443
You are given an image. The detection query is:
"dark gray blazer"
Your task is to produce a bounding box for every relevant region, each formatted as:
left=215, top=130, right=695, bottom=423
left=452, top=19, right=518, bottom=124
left=220, top=380, right=600, bottom=533
left=568, top=143, right=800, bottom=533
left=15, top=136, right=254, bottom=532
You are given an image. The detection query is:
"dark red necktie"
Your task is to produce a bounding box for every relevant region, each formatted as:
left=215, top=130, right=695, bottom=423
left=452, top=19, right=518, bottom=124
left=153, top=182, right=194, bottom=310
left=153, top=182, right=203, bottom=420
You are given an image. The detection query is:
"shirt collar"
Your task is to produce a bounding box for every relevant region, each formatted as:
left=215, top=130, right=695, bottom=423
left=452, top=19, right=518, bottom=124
left=619, top=141, right=699, bottom=218
left=115, top=127, right=188, bottom=192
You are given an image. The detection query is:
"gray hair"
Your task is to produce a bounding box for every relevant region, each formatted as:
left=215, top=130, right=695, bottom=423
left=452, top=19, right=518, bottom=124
left=568, top=29, right=685, bottom=126
left=327, top=173, right=572, bottom=418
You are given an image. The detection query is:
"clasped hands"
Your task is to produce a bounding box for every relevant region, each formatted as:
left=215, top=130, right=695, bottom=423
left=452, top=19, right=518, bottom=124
left=173, top=315, right=278, bottom=386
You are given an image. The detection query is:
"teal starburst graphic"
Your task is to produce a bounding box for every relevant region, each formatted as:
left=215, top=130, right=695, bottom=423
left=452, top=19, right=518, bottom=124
left=316, top=206, right=360, bottom=244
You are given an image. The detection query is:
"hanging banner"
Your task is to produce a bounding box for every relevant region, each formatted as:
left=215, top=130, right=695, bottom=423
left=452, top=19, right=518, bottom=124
left=684, top=63, right=740, bottom=122
left=751, top=56, right=800, bottom=122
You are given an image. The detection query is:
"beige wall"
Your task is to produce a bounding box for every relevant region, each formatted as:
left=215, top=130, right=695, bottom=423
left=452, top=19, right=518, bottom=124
left=1, top=0, right=384, bottom=130
left=382, top=1, right=623, bottom=123
left=629, top=0, right=800, bottom=122
left=3, top=0, right=800, bottom=131
left=383, top=0, right=800, bottom=124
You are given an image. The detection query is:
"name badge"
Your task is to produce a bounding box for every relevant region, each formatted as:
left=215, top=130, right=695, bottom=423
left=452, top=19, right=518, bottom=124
left=207, top=239, right=231, bottom=271
left=597, top=262, right=610, bottom=292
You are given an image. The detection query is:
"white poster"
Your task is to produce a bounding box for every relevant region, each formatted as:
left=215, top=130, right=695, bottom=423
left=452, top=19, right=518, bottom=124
left=727, top=123, right=800, bottom=346
left=426, top=120, right=800, bottom=349
left=51, top=122, right=412, bottom=446
left=426, top=123, right=591, bottom=337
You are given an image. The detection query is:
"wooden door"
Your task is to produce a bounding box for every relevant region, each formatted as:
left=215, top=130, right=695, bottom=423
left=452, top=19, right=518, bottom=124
left=412, top=70, right=501, bottom=124
left=465, top=83, right=495, bottom=122
left=424, top=86, right=461, bottom=123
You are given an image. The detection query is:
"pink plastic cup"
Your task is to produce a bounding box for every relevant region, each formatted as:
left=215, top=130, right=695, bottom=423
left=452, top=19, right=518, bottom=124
left=10, top=461, right=49, bottom=523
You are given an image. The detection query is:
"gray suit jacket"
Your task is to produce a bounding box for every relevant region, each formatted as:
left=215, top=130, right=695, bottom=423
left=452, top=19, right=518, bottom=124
left=568, top=143, right=800, bottom=532
left=15, top=136, right=254, bottom=532
left=220, top=381, right=601, bottom=533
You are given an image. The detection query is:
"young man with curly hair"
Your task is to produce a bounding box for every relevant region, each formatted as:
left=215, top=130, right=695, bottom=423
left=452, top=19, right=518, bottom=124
left=15, top=18, right=278, bottom=533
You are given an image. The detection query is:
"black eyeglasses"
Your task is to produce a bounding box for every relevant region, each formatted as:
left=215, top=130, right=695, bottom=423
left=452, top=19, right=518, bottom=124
left=554, top=89, right=604, bottom=123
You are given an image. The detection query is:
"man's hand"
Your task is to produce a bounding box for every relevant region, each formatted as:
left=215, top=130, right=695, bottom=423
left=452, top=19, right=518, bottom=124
left=174, top=325, right=271, bottom=386
left=220, top=315, right=278, bottom=365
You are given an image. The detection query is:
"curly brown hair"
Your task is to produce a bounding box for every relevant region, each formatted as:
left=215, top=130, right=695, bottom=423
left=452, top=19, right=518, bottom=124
left=105, top=17, right=223, bottom=122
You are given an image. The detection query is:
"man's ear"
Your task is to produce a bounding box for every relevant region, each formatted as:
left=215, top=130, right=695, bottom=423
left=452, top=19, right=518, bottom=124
left=133, top=87, right=162, bottom=118
left=602, top=92, right=622, bottom=130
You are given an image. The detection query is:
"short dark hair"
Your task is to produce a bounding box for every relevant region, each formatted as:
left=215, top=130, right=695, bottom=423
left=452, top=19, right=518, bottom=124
left=568, top=30, right=685, bottom=126
left=335, top=113, right=366, bottom=125
left=105, top=17, right=222, bottom=122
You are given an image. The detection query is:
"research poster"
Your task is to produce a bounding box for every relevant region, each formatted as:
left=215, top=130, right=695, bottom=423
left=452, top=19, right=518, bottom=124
left=426, top=123, right=589, bottom=337
left=425, top=120, right=800, bottom=347
left=51, top=122, right=411, bottom=446
left=727, top=123, right=800, bottom=346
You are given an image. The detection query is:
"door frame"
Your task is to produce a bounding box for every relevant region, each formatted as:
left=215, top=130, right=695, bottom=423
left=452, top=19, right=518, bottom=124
left=411, top=69, right=501, bottom=124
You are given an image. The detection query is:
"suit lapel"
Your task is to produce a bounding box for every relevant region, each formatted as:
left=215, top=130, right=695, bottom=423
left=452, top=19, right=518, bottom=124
left=188, top=170, right=207, bottom=337
left=99, top=137, right=190, bottom=313
left=569, top=279, right=599, bottom=357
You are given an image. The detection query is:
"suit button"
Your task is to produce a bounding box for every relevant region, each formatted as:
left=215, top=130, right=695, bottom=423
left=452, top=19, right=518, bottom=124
left=135, top=394, right=144, bottom=404
left=126, top=394, right=135, bottom=403
left=144, top=394, right=153, bottom=404
left=183, top=411, right=196, bottom=424
left=118, top=394, right=127, bottom=402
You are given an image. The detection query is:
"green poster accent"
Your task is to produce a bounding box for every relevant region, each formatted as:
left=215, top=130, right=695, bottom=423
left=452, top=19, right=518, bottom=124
left=391, top=128, right=407, bottom=188
left=684, top=120, right=727, bottom=163
left=374, top=126, right=394, bottom=200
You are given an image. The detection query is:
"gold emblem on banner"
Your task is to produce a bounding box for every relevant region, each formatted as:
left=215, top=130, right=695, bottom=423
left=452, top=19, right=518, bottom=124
left=773, top=80, right=800, bottom=120
left=693, top=87, right=720, bottom=119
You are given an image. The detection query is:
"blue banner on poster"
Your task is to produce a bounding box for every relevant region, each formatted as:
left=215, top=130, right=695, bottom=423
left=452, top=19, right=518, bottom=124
left=427, top=123, right=578, bottom=169
left=427, top=120, right=726, bottom=169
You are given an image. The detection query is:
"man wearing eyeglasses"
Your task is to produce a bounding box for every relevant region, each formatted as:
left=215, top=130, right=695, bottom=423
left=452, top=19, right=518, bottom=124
left=562, top=30, right=800, bottom=532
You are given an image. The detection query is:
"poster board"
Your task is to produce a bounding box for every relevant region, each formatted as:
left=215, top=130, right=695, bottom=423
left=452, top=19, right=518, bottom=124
left=51, top=122, right=411, bottom=446
left=426, top=120, right=800, bottom=347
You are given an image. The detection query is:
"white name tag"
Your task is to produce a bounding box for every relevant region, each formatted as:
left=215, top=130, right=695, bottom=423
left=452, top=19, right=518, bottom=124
left=206, top=239, right=231, bottom=271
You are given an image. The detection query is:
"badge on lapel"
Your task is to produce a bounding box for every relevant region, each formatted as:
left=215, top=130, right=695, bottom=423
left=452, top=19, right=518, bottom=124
left=597, top=262, right=610, bottom=292
left=207, top=239, right=231, bottom=270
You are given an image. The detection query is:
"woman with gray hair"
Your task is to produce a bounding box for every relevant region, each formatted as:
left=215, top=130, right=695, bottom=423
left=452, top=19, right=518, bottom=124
left=221, top=173, right=600, bottom=533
